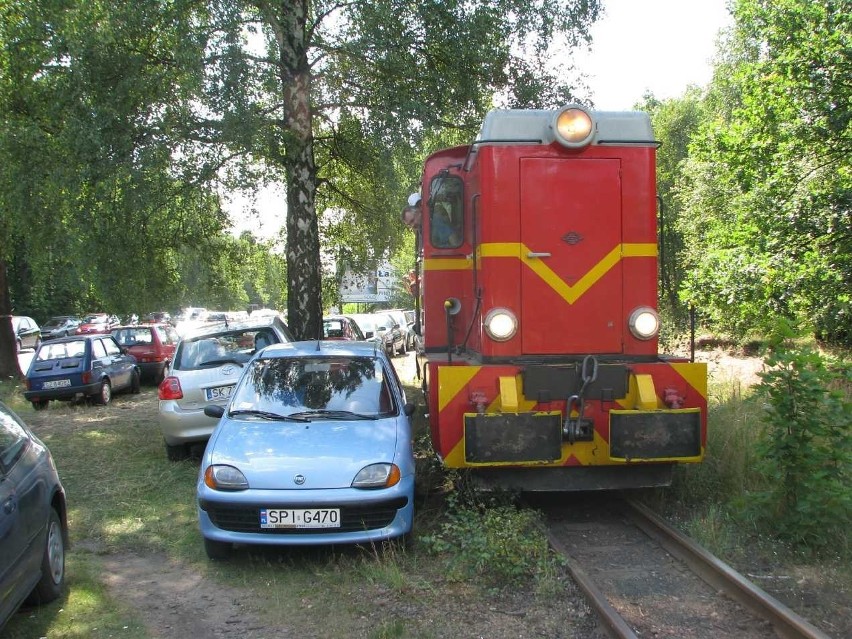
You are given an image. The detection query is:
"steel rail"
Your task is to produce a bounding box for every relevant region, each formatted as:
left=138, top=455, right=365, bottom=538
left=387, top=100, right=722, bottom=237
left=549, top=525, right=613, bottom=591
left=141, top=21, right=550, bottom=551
left=539, top=525, right=638, bottom=639
left=623, top=498, right=833, bottom=639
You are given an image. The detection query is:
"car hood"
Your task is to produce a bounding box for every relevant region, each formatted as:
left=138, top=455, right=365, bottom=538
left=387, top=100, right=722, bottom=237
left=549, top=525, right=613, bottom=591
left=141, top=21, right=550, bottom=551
left=207, top=417, right=401, bottom=490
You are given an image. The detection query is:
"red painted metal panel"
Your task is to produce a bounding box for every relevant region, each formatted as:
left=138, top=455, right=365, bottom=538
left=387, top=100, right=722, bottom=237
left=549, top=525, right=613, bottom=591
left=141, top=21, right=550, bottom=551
left=520, top=158, right=623, bottom=353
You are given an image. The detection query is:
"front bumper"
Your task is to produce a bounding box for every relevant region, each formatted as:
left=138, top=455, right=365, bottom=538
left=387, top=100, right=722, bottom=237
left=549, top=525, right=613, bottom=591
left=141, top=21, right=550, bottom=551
left=197, top=476, right=415, bottom=546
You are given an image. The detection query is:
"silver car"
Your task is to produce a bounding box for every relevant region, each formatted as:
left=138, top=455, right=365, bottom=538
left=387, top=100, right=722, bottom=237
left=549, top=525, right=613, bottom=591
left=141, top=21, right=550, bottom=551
left=157, top=315, right=294, bottom=460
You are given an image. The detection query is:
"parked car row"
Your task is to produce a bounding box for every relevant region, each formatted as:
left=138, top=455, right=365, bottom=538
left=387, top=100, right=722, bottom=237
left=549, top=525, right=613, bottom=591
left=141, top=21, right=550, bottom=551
left=9, top=307, right=417, bottom=587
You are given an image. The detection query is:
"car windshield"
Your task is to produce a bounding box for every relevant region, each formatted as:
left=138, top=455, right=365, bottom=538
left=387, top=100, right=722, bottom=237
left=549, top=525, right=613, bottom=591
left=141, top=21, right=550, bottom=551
left=36, top=340, right=86, bottom=360
left=175, top=329, right=277, bottom=369
left=229, top=356, right=394, bottom=417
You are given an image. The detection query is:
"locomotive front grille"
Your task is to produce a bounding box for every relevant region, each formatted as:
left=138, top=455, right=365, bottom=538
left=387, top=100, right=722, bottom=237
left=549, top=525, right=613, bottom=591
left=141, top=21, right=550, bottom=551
left=201, top=498, right=408, bottom=534
left=464, top=413, right=563, bottom=463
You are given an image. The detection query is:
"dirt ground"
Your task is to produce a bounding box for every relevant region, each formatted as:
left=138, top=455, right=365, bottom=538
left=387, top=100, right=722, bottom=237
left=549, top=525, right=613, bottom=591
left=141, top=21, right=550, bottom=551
left=16, top=348, right=849, bottom=638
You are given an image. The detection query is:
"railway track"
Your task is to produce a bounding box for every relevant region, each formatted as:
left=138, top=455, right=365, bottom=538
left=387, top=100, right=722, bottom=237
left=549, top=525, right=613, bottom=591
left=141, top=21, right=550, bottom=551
left=533, top=495, right=832, bottom=639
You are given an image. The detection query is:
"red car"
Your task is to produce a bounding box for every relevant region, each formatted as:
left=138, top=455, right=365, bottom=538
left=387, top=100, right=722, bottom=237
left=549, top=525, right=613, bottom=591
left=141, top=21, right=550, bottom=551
left=111, top=323, right=179, bottom=383
left=75, top=313, right=118, bottom=335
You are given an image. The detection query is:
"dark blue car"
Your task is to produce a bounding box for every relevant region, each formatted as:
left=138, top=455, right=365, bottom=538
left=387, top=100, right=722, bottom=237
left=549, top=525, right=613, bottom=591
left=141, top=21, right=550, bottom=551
left=23, top=334, right=141, bottom=410
left=0, top=400, right=68, bottom=631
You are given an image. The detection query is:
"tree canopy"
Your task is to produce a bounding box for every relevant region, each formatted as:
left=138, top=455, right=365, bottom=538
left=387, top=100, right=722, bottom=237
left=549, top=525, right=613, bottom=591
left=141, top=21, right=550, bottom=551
left=676, top=0, right=851, bottom=342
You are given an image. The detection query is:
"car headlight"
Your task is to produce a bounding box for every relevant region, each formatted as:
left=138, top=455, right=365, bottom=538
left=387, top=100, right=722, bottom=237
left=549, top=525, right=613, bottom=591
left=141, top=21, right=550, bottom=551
left=628, top=307, right=660, bottom=340
left=552, top=105, right=595, bottom=147
left=352, top=463, right=401, bottom=489
left=204, top=465, right=249, bottom=491
left=483, top=308, right=518, bottom=341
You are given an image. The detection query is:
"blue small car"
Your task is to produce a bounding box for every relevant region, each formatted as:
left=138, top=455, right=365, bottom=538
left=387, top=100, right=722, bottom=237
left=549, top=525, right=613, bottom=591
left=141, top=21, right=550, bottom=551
left=0, top=401, right=68, bottom=631
left=197, top=341, right=416, bottom=558
left=23, top=334, right=141, bottom=410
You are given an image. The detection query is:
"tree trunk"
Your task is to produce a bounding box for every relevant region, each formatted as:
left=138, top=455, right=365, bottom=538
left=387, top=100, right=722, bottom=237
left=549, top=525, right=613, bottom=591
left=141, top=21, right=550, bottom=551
left=0, top=259, right=23, bottom=379
left=279, top=1, right=322, bottom=340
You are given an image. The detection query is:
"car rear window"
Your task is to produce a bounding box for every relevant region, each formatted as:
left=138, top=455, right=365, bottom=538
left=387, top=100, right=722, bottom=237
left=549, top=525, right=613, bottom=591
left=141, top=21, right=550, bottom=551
left=113, top=327, right=154, bottom=345
left=36, top=340, right=87, bottom=361
left=175, top=329, right=279, bottom=370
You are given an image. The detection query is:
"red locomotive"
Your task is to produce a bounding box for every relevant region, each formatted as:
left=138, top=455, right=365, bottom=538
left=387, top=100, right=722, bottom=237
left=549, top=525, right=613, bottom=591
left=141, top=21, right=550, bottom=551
left=406, top=104, right=707, bottom=491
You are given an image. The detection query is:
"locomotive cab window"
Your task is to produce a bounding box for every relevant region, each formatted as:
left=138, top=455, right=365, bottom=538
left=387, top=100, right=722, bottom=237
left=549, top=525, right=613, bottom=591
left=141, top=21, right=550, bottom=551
left=429, top=175, right=464, bottom=248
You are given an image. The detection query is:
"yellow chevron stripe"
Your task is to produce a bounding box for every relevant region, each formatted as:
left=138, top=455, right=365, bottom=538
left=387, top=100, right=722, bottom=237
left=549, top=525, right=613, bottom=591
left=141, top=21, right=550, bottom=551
left=438, top=366, right=481, bottom=412
left=424, top=243, right=657, bottom=304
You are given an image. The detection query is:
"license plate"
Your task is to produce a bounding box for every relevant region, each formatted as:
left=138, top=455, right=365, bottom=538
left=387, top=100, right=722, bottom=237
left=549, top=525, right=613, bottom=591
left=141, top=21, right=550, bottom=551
left=205, top=384, right=235, bottom=401
left=260, top=508, right=341, bottom=529
left=42, top=379, right=71, bottom=389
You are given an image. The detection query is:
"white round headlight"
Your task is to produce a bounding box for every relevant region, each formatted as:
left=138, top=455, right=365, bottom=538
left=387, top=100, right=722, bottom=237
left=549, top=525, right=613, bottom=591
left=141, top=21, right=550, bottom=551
left=552, top=105, right=595, bottom=147
left=628, top=307, right=660, bottom=340
left=484, top=308, right=518, bottom=341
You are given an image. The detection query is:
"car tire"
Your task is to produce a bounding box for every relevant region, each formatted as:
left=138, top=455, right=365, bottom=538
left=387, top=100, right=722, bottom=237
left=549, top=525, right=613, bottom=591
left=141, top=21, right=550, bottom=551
left=26, top=508, right=65, bottom=604
left=95, top=379, right=112, bottom=405
left=130, top=369, right=141, bottom=394
left=32, top=400, right=49, bottom=411
left=165, top=442, right=189, bottom=462
left=204, top=537, right=232, bottom=560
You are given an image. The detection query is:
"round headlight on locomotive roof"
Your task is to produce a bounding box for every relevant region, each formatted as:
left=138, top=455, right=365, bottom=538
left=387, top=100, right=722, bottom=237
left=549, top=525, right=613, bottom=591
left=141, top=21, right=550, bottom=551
left=484, top=308, right=518, bottom=342
left=628, top=307, right=660, bottom=340
left=553, top=105, right=595, bottom=147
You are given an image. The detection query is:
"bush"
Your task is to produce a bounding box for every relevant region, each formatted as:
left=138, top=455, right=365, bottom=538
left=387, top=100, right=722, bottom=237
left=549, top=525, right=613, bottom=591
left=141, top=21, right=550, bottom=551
left=741, top=331, right=851, bottom=554
left=419, top=491, right=559, bottom=587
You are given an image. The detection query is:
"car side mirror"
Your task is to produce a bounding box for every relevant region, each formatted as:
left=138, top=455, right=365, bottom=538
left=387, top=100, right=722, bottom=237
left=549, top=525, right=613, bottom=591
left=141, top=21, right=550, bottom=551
left=204, top=405, right=225, bottom=419
left=364, top=330, right=374, bottom=338
left=403, top=402, right=416, bottom=417
left=377, top=326, right=387, bottom=333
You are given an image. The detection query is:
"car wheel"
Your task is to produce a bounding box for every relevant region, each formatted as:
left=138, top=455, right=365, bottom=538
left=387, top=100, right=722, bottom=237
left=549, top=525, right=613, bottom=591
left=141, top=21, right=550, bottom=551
left=165, top=441, right=189, bottom=462
left=204, top=537, right=232, bottom=560
left=130, top=369, right=141, bottom=394
left=95, top=379, right=112, bottom=405
left=32, top=400, right=49, bottom=411
left=26, top=508, right=65, bottom=604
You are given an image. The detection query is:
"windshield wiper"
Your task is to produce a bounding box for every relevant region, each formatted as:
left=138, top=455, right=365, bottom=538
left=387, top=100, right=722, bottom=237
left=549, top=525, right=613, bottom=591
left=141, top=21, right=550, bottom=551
left=288, top=410, right=378, bottom=421
left=228, top=409, right=309, bottom=422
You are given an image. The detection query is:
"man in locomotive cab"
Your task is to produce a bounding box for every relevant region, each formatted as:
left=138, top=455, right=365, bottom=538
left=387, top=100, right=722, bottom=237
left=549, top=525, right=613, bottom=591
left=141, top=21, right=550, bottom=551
left=430, top=191, right=462, bottom=247
left=401, top=204, right=421, bottom=229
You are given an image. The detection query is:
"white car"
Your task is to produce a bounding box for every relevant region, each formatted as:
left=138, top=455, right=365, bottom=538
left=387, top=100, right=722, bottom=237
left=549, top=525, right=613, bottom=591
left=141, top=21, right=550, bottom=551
left=158, top=315, right=294, bottom=460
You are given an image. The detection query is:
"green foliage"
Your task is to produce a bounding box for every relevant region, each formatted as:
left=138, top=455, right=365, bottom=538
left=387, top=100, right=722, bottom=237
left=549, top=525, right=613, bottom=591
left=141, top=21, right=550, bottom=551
left=642, top=89, right=708, bottom=329
left=677, top=0, right=852, bottom=345
left=741, top=326, right=851, bottom=553
left=420, top=491, right=559, bottom=587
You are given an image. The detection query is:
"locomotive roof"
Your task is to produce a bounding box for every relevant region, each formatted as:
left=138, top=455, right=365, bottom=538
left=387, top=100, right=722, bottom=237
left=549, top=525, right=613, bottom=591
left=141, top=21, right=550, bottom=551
left=477, top=107, right=654, bottom=145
